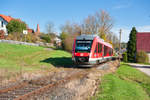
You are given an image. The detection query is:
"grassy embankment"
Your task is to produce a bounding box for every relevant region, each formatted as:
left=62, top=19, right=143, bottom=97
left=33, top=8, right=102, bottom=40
left=94, top=63, right=150, bottom=100
left=0, top=43, right=72, bottom=72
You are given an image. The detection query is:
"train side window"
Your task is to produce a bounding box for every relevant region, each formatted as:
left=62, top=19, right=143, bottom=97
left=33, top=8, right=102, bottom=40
left=109, top=48, right=111, bottom=55
left=98, top=43, right=102, bottom=53
left=100, top=44, right=102, bottom=53
left=111, top=49, right=112, bottom=55
left=111, top=49, right=113, bottom=55
left=104, top=45, right=107, bottom=56
left=95, top=44, right=97, bottom=53
left=98, top=43, right=100, bottom=53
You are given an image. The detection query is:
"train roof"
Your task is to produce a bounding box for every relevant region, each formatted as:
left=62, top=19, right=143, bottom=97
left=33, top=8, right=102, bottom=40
left=76, top=34, right=99, bottom=40
left=76, top=34, right=112, bottom=48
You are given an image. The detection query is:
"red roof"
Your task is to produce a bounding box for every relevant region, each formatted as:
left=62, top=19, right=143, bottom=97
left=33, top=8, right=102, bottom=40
left=136, top=32, right=150, bottom=52
left=27, top=29, right=34, bottom=33
left=0, top=14, right=22, bottom=23
left=0, top=14, right=14, bottom=22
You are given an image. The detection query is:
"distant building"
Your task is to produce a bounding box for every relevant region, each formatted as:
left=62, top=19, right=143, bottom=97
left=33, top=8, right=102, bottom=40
left=136, top=32, right=150, bottom=62
left=0, top=14, right=39, bottom=36
left=35, top=24, right=40, bottom=36
left=27, top=29, right=34, bottom=33
left=54, top=36, right=61, bottom=46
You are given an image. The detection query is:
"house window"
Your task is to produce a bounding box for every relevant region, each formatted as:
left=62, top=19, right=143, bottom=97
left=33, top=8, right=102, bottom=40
left=1, top=21, right=4, bottom=27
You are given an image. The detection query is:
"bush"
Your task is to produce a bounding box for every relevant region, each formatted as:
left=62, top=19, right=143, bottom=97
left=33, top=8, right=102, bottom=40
left=5, top=34, right=13, bottom=40
left=23, top=33, right=38, bottom=43
left=6, top=32, right=22, bottom=41
left=6, top=19, right=27, bottom=34
left=60, top=32, right=69, bottom=49
left=122, top=52, right=128, bottom=62
left=40, top=34, right=51, bottom=43
left=0, top=30, right=5, bottom=39
left=6, top=33, right=38, bottom=43
left=64, top=35, right=74, bottom=52
left=61, top=33, right=79, bottom=53
left=136, top=51, right=149, bottom=63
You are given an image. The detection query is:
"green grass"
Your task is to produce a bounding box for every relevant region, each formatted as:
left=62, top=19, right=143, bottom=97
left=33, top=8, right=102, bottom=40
left=94, top=63, right=150, bottom=100
left=0, top=43, right=72, bottom=72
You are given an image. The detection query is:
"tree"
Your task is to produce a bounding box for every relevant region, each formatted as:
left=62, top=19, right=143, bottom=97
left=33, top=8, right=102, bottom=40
left=45, top=21, right=54, bottom=34
left=97, top=10, right=113, bottom=38
left=40, top=33, right=51, bottom=43
left=127, top=27, right=137, bottom=62
left=81, top=10, right=114, bottom=41
left=6, top=19, right=27, bottom=34
left=122, top=52, right=128, bottom=62
left=45, top=21, right=57, bottom=43
left=60, top=32, right=69, bottom=49
left=60, top=21, right=81, bottom=51
left=60, top=10, right=116, bottom=52
left=81, top=15, right=98, bottom=34
left=112, top=34, right=119, bottom=51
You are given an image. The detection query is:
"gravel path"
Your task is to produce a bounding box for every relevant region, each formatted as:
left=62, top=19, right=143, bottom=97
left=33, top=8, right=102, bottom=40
left=128, top=63, right=150, bottom=76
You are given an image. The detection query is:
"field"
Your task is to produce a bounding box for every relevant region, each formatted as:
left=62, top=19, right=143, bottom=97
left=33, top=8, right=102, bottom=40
left=1, top=43, right=150, bottom=100
left=94, top=63, right=150, bottom=100
left=0, top=43, right=72, bottom=72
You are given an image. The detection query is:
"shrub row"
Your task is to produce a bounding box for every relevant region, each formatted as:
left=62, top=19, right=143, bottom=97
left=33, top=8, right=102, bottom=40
left=122, top=51, right=149, bottom=63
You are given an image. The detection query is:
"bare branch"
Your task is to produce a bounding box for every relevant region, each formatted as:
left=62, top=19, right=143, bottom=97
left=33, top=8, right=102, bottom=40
left=46, top=21, right=54, bottom=34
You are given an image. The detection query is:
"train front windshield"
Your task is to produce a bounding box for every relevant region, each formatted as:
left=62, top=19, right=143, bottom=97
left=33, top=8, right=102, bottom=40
left=75, top=40, right=93, bottom=53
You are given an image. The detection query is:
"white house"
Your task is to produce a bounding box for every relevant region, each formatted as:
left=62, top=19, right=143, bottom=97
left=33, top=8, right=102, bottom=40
left=54, top=37, right=61, bottom=44
left=0, top=14, right=12, bottom=34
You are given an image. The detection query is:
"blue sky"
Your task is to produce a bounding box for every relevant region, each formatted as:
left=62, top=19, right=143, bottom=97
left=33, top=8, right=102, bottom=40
left=1, top=0, right=150, bottom=42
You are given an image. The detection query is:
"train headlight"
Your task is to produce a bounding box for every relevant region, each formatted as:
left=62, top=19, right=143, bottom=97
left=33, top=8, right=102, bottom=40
left=80, top=53, right=83, bottom=56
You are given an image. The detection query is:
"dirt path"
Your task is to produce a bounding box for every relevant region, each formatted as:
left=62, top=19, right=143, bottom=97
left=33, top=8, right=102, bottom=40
left=128, top=63, right=150, bottom=76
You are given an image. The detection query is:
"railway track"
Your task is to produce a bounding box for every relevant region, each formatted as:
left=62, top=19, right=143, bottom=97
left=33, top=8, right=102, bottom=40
left=0, top=60, right=119, bottom=100
left=0, top=69, right=89, bottom=100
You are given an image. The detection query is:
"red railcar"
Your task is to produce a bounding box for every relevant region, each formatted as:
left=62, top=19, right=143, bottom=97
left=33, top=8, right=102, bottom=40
left=72, top=34, right=113, bottom=65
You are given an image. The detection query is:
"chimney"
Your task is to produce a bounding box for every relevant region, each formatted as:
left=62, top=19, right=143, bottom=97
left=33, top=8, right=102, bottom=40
left=36, top=24, right=40, bottom=33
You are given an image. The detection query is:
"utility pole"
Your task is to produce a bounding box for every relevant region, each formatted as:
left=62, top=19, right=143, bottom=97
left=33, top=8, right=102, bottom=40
left=119, top=29, right=122, bottom=63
